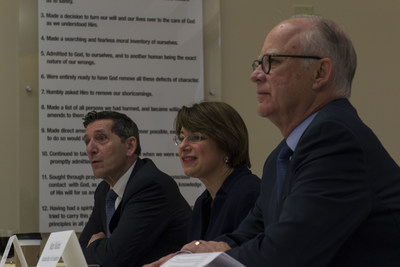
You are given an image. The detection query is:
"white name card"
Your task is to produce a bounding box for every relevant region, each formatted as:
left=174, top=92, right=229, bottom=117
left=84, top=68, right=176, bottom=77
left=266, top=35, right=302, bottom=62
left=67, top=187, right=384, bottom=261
left=0, top=235, right=28, bottom=267
left=37, top=230, right=87, bottom=267
left=161, top=252, right=245, bottom=267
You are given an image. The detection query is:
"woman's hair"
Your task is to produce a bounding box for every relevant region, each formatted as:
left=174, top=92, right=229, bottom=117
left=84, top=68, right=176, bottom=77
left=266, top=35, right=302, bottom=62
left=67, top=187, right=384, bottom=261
left=174, top=101, right=251, bottom=168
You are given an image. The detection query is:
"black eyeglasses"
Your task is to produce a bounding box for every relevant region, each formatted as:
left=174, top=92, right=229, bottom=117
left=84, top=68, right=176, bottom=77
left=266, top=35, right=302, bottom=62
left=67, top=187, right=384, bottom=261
left=252, top=54, right=322, bottom=74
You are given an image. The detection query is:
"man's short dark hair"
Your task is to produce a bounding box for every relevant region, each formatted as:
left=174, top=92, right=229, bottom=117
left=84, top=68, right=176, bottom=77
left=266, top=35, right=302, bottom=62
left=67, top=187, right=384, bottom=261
left=83, top=111, right=141, bottom=155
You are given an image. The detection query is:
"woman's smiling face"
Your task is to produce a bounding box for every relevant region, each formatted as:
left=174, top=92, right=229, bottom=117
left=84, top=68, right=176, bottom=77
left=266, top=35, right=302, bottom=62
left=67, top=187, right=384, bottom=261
left=177, top=127, right=226, bottom=180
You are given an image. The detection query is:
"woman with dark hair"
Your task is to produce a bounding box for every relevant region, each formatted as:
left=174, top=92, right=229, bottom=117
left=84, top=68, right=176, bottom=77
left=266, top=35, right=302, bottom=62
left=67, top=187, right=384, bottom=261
left=174, top=101, right=260, bottom=240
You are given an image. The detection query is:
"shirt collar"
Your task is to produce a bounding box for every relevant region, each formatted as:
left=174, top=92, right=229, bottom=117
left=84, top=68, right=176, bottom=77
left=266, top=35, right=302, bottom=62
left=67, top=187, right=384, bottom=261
left=110, top=160, right=137, bottom=206
left=287, top=112, right=318, bottom=151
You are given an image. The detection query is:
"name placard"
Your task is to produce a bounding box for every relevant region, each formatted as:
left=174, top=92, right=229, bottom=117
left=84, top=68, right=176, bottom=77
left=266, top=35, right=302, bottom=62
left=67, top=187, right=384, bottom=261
left=37, top=230, right=87, bottom=267
left=0, top=235, right=28, bottom=267
left=161, top=252, right=245, bottom=267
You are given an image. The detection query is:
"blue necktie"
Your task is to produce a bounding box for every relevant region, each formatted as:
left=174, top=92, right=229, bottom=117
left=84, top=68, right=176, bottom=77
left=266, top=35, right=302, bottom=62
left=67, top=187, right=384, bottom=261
left=276, top=142, right=293, bottom=200
left=106, top=189, right=118, bottom=237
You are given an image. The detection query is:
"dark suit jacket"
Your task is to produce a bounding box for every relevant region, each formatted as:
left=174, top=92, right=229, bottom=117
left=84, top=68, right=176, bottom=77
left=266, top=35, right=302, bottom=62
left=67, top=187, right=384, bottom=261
left=79, top=158, right=192, bottom=267
left=189, top=164, right=260, bottom=241
left=216, top=99, right=400, bottom=267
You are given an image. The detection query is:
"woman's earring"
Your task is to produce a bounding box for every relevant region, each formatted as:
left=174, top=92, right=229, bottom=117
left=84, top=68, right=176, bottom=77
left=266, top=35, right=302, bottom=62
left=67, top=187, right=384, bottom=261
left=224, top=156, right=229, bottom=164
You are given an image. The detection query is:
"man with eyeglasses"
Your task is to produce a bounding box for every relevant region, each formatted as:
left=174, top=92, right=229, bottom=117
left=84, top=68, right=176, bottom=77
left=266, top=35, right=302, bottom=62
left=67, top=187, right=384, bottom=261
left=79, top=111, right=191, bottom=267
left=146, top=15, right=400, bottom=267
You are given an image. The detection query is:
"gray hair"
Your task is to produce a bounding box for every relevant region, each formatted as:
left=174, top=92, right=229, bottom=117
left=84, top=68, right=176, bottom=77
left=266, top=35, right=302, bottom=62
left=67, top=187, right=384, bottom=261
left=294, top=15, right=357, bottom=98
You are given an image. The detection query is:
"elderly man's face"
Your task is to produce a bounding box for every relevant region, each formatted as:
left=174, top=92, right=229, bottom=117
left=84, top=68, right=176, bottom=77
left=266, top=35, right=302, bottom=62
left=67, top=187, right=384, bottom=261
left=83, top=119, right=135, bottom=183
left=250, top=18, right=320, bottom=131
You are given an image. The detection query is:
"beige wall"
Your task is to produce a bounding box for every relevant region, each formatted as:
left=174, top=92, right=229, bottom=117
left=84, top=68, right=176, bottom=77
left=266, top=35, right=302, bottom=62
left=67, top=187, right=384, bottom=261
left=219, top=0, right=400, bottom=180
left=0, top=0, right=399, bottom=232
left=0, top=0, right=20, bottom=232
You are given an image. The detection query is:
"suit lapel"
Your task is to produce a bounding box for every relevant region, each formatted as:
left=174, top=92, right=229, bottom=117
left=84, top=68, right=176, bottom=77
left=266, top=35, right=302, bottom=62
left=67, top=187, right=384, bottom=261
left=109, top=158, right=145, bottom=234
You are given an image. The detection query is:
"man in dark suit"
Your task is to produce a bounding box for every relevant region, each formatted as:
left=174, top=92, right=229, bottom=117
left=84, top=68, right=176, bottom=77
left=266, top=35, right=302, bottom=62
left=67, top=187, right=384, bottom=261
left=147, top=15, right=400, bottom=267
left=79, top=111, right=191, bottom=267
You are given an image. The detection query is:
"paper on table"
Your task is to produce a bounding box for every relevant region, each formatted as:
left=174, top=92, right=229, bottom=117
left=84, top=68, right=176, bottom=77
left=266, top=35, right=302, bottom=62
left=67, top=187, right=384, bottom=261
left=37, top=230, right=87, bottom=267
left=161, top=252, right=245, bottom=267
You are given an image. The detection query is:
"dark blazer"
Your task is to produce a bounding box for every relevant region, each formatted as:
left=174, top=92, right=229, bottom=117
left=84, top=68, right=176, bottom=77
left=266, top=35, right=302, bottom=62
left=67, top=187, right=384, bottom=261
left=189, top=164, right=260, bottom=241
left=79, top=158, right=192, bottom=267
left=217, top=99, right=400, bottom=267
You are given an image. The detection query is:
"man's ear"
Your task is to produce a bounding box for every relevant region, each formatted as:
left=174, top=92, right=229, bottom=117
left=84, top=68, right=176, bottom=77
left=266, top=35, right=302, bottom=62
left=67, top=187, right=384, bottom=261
left=313, top=58, right=333, bottom=89
left=125, top=136, right=137, bottom=156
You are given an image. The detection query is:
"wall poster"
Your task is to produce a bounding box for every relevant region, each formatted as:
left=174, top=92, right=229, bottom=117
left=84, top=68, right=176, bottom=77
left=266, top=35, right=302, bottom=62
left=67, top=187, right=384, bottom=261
left=39, top=0, right=204, bottom=232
